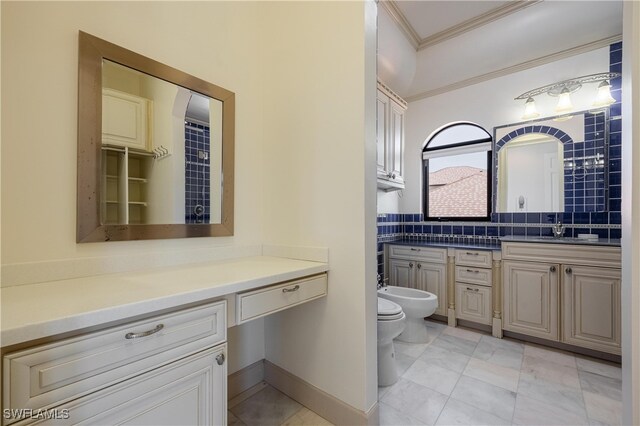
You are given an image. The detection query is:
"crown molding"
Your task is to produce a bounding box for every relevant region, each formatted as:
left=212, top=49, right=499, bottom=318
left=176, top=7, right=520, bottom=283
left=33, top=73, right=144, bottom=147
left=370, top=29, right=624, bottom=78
left=405, top=34, right=622, bottom=103
left=379, top=0, right=420, bottom=49
left=417, top=0, right=543, bottom=51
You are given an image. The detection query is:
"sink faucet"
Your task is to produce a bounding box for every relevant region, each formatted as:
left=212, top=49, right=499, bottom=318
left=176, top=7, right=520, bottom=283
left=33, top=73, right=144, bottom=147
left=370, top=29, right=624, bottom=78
left=551, top=221, right=565, bottom=238
left=377, top=274, right=389, bottom=289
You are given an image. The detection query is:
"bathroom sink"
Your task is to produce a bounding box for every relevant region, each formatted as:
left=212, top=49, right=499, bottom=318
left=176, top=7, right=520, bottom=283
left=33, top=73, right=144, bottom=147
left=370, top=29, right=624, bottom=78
left=526, top=236, right=591, bottom=242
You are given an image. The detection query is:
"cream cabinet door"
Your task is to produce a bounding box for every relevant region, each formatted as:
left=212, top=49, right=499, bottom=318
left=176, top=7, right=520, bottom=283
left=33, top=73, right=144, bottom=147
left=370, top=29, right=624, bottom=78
left=388, top=100, right=405, bottom=185
left=376, top=91, right=390, bottom=179
left=456, top=284, right=492, bottom=325
left=562, top=265, right=621, bottom=354
left=415, top=262, right=447, bottom=316
left=102, top=88, right=151, bottom=151
left=389, top=258, right=414, bottom=288
left=26, top=345, right=227, bottom=426
left=503, top=260, right=559, bottom=341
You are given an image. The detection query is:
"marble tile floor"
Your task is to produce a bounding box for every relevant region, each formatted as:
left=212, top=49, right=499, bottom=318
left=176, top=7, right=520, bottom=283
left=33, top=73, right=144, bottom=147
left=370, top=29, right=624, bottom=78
left=228, top=384, right=333, bottom=426
left=227, top=320, right=621, bottom=426
left=379, top=320, right=623, bottom=426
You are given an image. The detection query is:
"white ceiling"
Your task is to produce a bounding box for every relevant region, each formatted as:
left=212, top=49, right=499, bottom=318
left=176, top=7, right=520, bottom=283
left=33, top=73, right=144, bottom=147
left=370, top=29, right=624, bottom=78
left=395, top=0, right=512, bottom=40
left=378, top=1, right=624, bottom=99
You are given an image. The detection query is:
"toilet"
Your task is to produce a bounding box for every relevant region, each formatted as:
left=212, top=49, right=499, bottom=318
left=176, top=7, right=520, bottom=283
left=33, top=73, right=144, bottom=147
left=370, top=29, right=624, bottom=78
left=378, top=286, right=438, bottom=343
left=377, top=297, right=406, bottom=387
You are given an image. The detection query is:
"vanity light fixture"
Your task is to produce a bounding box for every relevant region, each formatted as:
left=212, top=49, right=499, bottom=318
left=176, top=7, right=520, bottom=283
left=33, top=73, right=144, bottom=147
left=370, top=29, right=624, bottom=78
left=515, top=72, right=620, bottom=119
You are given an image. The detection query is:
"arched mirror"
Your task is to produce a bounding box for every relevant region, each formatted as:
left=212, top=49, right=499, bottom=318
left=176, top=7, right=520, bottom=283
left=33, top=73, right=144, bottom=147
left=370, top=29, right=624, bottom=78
left=77, top=32, right=235, bottom=242
left=493, top=108, right=608, bottom=213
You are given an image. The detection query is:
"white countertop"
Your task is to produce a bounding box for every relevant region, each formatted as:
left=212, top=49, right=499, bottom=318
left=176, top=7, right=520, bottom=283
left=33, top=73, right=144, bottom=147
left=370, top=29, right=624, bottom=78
left=1, top=256, right=328, bottom=348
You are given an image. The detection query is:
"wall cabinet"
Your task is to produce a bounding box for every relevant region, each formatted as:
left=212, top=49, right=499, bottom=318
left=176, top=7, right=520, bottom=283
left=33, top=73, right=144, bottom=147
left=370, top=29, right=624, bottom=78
left=501, top=242, right=621, bottom=355
left=455, top=249, right=494, bottom=326
left=387, top=246, right=447, bottom=316
left=3, top=301, right=227, bottom=425
left=376, top=81, right=406, bottom=191
left=102, top=88, right=152, bottom=152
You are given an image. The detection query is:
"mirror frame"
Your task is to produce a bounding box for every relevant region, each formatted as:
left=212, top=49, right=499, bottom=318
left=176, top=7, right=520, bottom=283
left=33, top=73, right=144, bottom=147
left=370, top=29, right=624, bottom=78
left=491, top=107, right=609, bottom=214
left=77, top=31, right=235, bottom=242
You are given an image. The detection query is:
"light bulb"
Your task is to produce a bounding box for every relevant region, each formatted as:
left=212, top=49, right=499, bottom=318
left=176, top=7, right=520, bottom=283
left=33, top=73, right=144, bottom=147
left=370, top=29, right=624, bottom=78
left=555, top=88, right=573, bottom=114
left=592, top=80, right=616, bottom=107
left=522, top=97, right=540, bottom=120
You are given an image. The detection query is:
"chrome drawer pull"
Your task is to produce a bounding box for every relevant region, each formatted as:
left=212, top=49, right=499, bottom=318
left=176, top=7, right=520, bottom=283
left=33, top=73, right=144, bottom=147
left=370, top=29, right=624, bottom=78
left=466, top=287, right=480, bottom=292
left=282, top=285, right=300, bottom=293
left=410, top=248, right=421, bottom=251
left=466, top=269, right=480, bottom=273
left=125, top=324, right=164, bottom=340
left=466, top=252, right=479, bottom=256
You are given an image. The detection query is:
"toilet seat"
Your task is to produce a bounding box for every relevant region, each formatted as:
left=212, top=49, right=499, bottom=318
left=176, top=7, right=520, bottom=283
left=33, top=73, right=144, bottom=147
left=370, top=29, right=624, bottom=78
left=378, top=297, right=404, bottom=321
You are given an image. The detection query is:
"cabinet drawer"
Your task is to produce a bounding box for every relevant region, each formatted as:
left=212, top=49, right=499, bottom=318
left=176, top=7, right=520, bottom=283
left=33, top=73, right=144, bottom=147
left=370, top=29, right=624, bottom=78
left=455, top=249, right=492, bottom=268
left=388, top=245, right=447, bottom=263
left=237, top=274, right=327, bottom=324
left=3, top=301, right=225, bottom=418
left=455, top=266, right=492, bottom=287
left=455, top=284, right=492, bottom=325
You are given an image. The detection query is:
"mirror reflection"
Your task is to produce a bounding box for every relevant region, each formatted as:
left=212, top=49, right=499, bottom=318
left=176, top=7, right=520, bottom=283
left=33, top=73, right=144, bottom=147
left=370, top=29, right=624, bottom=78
left=493, top=109, right=608, bottom=213
left=101, top=60, right=223, bottom=225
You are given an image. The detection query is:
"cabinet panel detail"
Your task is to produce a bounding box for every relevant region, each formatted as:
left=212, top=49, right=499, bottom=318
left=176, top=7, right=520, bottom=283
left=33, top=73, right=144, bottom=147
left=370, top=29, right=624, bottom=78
left=389, top=245, right=447, bottom=263
left=237, top=274, right=327, bottom=324
left=455, top=249, right=492, bottom=268
left=501, top=242, right=621, bottom=268
left=455, top=266, right=492, bottom=287
left=562, top=265, right=621, bottom=354
left=3, top=301, right=225, bottom=413
left=503, top=261, right=559, bottom=340
left=455, top=284, right=492, bottom=325
left=415, top=263, right=447, bottom=316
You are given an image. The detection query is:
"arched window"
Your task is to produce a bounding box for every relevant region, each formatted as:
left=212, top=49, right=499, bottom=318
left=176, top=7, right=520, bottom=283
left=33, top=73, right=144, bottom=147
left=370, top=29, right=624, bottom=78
left=422, top=122, right=492, bottom=221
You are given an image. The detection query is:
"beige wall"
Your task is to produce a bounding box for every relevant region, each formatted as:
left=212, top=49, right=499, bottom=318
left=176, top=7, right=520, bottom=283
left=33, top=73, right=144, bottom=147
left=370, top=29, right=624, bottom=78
left=1, top=1, right=264, bottom=265
left=1, top=0, right=376, bottom=414
left=260, top=2, right=378, bottom=412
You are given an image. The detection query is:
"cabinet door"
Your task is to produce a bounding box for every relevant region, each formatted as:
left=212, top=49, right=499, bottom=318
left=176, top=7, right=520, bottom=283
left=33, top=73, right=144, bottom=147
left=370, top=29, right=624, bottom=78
left=456, top=283, right=492, bottom=325
left=28, top=345, right=227, bottom=426
left=102, top=88, right=150, bottom=151
left=388, top=101, right=405, bottom=185
left=415, top=262, right=447, bottom=316
left=389, top=258, right=414, bottom=288
left=503, top=261, right=559, bottom=340
left=562, top=265, right=621, bottom=354
left=376, top=91, right=390, bottom=179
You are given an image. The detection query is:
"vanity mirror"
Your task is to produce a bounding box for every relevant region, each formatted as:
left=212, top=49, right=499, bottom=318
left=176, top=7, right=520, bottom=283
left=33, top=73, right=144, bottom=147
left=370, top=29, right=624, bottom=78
left=493, top=108, right=608, bottom=213
left=77, top=32, right=234, bottom=242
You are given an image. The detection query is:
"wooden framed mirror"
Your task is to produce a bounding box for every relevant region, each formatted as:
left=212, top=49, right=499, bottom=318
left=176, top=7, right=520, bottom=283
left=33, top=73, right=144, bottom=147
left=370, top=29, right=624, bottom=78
left=77, top=31, right=234, bottom=242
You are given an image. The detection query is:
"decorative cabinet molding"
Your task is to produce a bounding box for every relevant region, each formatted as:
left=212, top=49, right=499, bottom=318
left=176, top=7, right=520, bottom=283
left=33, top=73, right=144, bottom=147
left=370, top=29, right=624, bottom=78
left=377, top=81, right=406, bottom=191
left=562, top=265, right=621, bottom=354
left=102, top=88, right=152, bottom=152
left=502, top=242, right=621, bottom=355
left=387, top=246, right=447, bottom=316
left=454, top=249, right=494, bottom=326
left=3, top=301, right=227, bottom=425
left=503, top=260, right=559, bottom=340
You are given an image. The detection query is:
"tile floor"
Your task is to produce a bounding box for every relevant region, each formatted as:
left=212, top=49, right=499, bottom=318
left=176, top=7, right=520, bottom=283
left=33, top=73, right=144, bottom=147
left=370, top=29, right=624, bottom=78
left=378, top=320, right=623, bottom=426
left=227, top=320, right=622, bottom=426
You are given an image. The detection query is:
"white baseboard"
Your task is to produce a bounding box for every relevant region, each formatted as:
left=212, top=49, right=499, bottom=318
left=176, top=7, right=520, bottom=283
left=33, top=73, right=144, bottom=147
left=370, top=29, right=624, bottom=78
left=228, top=359, right=265, bottom=401
left=264, top=360, right=377, bottom=425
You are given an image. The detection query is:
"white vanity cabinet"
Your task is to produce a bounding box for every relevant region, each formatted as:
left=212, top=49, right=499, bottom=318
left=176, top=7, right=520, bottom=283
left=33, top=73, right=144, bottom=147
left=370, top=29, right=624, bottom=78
left=376, top=81, right=406, bottom=191
left=455, top=249, right=494, bottom=326
left=501, top=242, right=621, bottom=355
left=387, top=245, right=447, bottom=316
left=3, top=301, right=227, bottom=425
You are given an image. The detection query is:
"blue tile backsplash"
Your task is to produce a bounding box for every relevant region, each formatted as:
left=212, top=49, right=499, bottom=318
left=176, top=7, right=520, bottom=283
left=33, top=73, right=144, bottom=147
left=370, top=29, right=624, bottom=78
left=185, top=121, right=211, bottom=224
left=376, top=42, right=623, bottom=275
